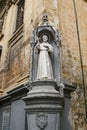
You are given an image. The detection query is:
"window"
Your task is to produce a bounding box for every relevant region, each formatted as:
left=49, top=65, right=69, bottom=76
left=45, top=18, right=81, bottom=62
left=2, top=108, right=10, bottom=130
left=0, top=0, right=6, bottom=13
left=0, top=0, right=6, bottom=39
left=15, top=0, right=25, bottom=31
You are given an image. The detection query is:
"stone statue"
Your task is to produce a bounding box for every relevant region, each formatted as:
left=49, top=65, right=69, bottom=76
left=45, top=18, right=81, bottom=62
left=36, top=34, right=53, bottom=80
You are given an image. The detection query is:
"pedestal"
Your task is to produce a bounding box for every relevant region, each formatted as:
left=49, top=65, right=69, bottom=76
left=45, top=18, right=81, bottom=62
left=23, top=80, right=64, bottom=130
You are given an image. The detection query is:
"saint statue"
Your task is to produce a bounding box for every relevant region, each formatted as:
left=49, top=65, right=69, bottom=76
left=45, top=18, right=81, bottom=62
left=36, top=34, right=53, bottom=80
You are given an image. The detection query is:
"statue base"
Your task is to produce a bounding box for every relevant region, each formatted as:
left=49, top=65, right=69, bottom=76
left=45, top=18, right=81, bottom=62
left=23, top=80, right=64, bottom=130
left=28, top=80, right=60, bottom=97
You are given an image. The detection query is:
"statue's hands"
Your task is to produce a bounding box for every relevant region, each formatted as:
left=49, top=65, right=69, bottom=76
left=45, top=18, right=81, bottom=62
left=43, top=44, right=49, bottom=49
left=36, top=43, right=40, bottom=49
left=44, top=43, right=53, bottom=53
left=35, top=43, right=40, bottom=54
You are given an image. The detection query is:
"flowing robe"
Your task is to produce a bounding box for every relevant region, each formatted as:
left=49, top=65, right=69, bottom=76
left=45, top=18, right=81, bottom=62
left=36, top=42, right=53, bottom=80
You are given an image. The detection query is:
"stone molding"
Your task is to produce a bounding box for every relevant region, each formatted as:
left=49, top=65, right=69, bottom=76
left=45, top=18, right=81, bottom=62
left=25, top=104, right=62, bottom=113
left=8, top=24, right=24, bottom=46
left=0, top=82, right=29, bottom=104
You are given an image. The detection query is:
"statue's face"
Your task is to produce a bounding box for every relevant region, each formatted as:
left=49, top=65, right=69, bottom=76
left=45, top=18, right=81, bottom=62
left=42, top=35, right=48, bottom=42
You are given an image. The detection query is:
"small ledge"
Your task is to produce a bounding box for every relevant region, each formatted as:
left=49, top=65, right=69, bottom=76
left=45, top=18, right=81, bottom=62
left=17, top=74, right=29, bottom=83
left=7, top=83, right=29, bottom=96
left=0, top=95, right=11, bottom=104
left=64, top=83, right=76, bottom=92
left=64, top=83, right=76, bottom=98
left=8, top=24, right=24, bottom=46
left=0, top=82, right=29, bottom=104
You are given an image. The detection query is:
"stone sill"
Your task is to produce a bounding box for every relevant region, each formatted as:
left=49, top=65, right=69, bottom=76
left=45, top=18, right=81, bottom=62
left=8, top=24, right=24, bottom=47
left=17, top=74, right=29, bottom=83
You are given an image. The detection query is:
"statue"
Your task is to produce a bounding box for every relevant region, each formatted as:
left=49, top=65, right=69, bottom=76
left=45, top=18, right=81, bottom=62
left=36, top=34, right=53, bottom=80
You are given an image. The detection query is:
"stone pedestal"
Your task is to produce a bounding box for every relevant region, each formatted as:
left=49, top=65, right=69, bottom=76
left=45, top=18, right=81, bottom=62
left=23, top=80, right=64, bottom=130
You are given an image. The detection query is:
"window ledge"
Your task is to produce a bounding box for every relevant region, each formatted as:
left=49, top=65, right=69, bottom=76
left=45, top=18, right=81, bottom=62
left=8, top=24, right=24, bottom=46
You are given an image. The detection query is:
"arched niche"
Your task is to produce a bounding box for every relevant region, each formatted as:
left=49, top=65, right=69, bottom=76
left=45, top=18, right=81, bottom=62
left=30, top=19, right=62, bottom=87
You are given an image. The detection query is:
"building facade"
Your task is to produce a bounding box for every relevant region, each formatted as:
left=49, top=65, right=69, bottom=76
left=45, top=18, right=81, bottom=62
left=0, top=0, right=87, bottom=130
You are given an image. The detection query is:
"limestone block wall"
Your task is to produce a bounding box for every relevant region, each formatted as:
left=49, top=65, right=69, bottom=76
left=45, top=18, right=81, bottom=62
left=24, top=0, right=45, bottom=42
left=44, top=0, right=59, bottom=27
left=58, top=0, right=87, bottom=85
left=0, top=0, right=46, bottom=93
left=58, top=0, right=87, bottom=129
left=0, top=4, right=17, bottom=93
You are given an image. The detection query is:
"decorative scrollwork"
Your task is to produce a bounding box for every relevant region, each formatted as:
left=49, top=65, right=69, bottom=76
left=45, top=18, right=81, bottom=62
left=36, top=113, right=48, bottom=129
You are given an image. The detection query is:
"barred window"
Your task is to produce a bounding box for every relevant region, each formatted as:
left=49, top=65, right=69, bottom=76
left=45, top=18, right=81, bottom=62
left=2, top=108, right=10, bottom=130
left=15, top=0, right=25, bottom=31
left=0, top=0, right=6, bottom=13
left=0, top=0, right=6, bottom=39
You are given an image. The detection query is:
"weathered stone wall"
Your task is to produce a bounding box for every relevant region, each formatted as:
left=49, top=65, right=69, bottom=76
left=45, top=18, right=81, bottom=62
left=0, top=0, right=46, bottom=93
left=58, top=0, right=87, bottom=85
left=58, top=0, right=87, bottom=129
left=0, top=4, right=17, bottom=93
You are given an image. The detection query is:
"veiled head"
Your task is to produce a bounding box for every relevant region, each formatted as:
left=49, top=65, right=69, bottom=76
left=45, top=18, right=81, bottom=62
left=42, top=35, right=48, bottom=42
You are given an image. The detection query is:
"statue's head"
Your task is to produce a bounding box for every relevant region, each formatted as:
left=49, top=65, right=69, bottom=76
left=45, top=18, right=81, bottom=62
left=42, top=35, right=48, bottom=42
